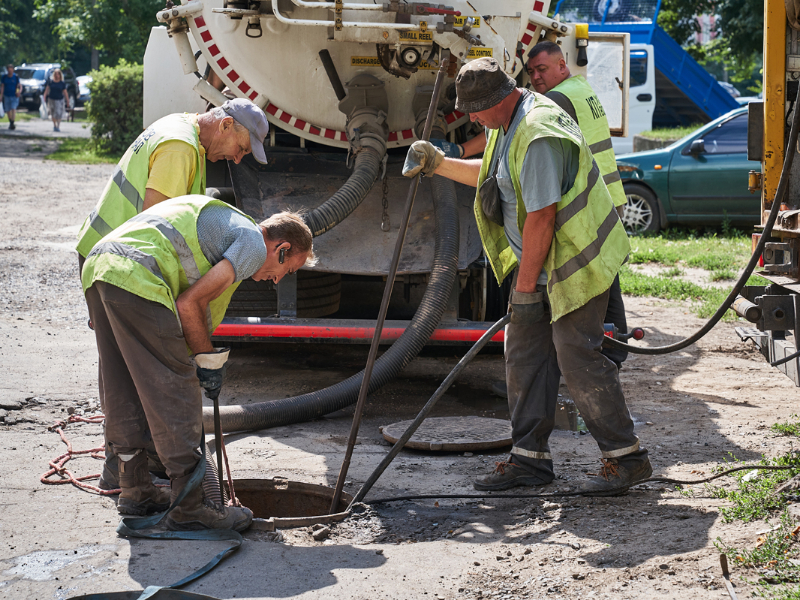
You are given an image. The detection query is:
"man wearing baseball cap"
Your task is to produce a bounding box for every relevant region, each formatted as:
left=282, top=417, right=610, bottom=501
left=403, top=57, right=651, bottom=496
left=75, top=97, right=270, bottom=499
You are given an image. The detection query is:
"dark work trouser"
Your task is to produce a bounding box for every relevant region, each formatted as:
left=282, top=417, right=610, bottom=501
left=601, top=275, right=628, bottom=366
left=85, top=281, right=202, bottom=480
left=505, top=284, right=646, bottom=480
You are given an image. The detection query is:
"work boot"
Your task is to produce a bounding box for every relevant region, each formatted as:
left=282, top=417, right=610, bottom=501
left=117, top=451, right=171, bottom=516
left=474, top=457, right=551, bottom=491
left=99, top=446, right=167, bottom=491
left=578, top=456, right=653, bottom=497
left=166, top=472, right=253, bottom=532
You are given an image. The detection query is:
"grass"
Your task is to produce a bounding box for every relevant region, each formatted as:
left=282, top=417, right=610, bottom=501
left=712, top=416, right=800, bottom=598
left=637, top=124, right=703, bottom=141
left=44, top=137, right=118, bottom=164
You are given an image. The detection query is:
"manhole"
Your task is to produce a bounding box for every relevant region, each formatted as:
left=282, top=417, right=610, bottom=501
left=71, top=591, right=219, bottom=599
left=231, top=478, right=353, bottom=531
left=379, top=416, right=512, bottom=451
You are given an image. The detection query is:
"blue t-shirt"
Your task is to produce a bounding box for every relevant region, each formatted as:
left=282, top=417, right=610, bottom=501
left=1, top=73, right=19, bottom=97
left=196, top=204, right=267, bottom=282
left=47, top=80, right=67, bottom=99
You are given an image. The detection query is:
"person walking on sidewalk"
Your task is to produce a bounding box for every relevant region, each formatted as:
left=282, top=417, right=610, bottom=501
left=81, top=195, right=315, bottom=529
left=1, top=64, right=21, bottom=130
left=403, top=58, right=651, bottom=496
left=43, top=68, right=70, bottom=132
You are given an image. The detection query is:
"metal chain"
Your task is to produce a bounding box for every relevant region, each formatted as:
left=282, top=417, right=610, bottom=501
left=380, top=168, right=391, bottom=232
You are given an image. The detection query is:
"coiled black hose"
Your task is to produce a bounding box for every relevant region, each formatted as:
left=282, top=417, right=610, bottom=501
left=303, top=147, right=385, bottom=237
left=604, top=99, right=800, bottom=356
left=204, top=173, right=460, bottom=433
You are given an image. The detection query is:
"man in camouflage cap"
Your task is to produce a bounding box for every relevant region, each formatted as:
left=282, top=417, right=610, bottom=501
left=403, top=57, right=651, bottom=496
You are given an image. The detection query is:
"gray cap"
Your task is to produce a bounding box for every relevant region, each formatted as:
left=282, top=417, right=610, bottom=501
left=221, top=98, right=269, bottom=164
left=454, top=58, right=517, bottom=114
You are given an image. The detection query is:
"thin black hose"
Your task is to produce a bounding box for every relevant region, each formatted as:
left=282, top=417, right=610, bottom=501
left=772, top=348, right=800, bottom=367
left=303, top=147, right=385, bottom=238
left=366, top=464, right=800, bottom=504
left=604, top=102, right=800, bottom=355
left=205, top=174, right=460, bottom=433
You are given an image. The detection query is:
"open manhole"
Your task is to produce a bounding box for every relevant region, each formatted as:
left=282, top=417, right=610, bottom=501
left=380, top=416, right=513, bottom=451
left=230, top=478, right=353, bottom=531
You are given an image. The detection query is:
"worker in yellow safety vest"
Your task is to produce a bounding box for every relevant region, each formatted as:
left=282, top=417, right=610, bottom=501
left=76, top=98, right=270, bottom=492
left=404, top=58, right=651, bottom=496
left=82, top=195, right=315, bottom=529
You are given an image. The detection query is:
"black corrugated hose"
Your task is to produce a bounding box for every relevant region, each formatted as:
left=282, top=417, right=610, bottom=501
left=204, top=173, right=460, bottom=433
left=302, top=147, right=385, bottom=237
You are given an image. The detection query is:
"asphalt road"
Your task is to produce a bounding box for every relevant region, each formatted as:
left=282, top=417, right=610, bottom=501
left=0, top=109, right=91, bottom=138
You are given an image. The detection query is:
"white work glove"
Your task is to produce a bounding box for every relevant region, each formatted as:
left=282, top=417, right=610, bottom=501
left=194, top=348, right=231, bottom=401
left=402, top=140, right=446, bottom=178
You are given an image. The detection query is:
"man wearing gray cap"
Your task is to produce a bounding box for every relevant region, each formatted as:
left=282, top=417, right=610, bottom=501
left=75, top=98, right=270, bottom=498
left=403, top=57, right=651, bottom=496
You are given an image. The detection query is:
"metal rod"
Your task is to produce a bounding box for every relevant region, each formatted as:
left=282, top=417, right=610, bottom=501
left=319, top=50, right=347, bottom=102
left=329, top=51, right=451, bottom=512
left=350, top=314, right=510, bottom=506
left=213, top=397, right=225, bottom=502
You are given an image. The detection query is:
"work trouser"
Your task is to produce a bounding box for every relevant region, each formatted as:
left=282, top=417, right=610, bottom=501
left=85, top=281, right=202, bottom=480
left=79, top=255, right=163, bottom=485
left=505, top=283, right=645, bottom=481
left=600, top=275, right=628, bottom=367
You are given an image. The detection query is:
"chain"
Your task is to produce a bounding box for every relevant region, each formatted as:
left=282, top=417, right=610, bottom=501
left=380, top=167, right=391, bottom=232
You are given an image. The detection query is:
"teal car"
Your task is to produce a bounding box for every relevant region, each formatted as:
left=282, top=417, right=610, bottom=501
left=615, top=106, right=760, bottom=233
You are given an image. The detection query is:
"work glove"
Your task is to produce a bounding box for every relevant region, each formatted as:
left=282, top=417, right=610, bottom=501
left=509, top=290, right=546, bottom=326
left=194, top=347, right=231, bottom=401
left=402, top=140, right=445, bottom=178
left=429, top=138, right=464, bottom=158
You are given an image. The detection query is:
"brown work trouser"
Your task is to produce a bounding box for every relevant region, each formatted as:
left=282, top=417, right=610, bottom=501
left=85, top=281, right=202, bottom=480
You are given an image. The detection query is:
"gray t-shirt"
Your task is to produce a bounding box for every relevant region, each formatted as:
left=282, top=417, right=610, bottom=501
left=489, top=92, right=580, bottom=285
left=196, top=204, right=267, bottom=281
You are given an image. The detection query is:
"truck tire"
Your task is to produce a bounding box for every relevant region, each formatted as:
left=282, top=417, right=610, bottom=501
left=225, top=272, right=341, bottom=319
left=622, top=183, right=661, bottom=235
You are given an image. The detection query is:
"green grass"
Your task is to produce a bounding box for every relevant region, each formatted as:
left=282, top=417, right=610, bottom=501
left=712, top=417, right=800, bottom=598
left=662, top=266, right=684, bottom=278
left=44, top=137, right=118, bottom=164
left=637, top=124, right=704, bottom=141
left=628, top=229, right=753, bottom=271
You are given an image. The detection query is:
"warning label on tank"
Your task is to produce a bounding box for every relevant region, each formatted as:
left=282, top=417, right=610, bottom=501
left=454, top=16, right=481, bottom=27
left=399, top=30, right=435, bottom=42
left=351, top=57, right=382, bottom=67
left=467, top=47, right=493, bottom=58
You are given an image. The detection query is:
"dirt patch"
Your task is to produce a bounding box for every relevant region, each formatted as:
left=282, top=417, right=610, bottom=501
left=1, top=148, right=799, bottom=599
left=630, top=262, right=736, bottom=288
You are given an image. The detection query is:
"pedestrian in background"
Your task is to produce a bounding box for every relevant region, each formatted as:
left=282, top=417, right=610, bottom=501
left=44, top=68, right=69, bottom=132
left=1, top=64, right=21, bottom=130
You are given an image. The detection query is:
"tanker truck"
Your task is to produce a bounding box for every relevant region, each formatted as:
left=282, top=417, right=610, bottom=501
left=143, top=0, right=631, bottom=348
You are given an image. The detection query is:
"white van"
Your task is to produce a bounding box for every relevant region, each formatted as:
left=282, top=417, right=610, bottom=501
left=613, top=44, right=656, bottom=155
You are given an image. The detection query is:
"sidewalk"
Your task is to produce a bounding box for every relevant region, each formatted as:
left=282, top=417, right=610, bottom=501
left=0, top=114, right=92, bottom=138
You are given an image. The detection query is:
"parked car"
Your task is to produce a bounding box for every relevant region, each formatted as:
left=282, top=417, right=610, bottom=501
left=76, top=75, right=92, bottom=106
left=16, top=63, right=78, bottom=111
left=615, top=106, right=760, bottom=234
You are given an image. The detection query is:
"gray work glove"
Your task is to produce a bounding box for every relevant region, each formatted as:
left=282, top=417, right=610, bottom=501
left=429, top=138, right=464, bottom=158
left=509, top=290, right=546, bottom=326
left=194, top=347, right=231, bottom=401
left=402, top=140, right=446, bottom=178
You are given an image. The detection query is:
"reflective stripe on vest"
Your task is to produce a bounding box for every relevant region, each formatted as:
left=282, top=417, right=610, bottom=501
left=547, top=76, right=627, bottom=208
left=473, top=93, right=630, bottom=321
left=76, top=113, right=206, bottom=258
left=82, top=196, right=255, bottom=334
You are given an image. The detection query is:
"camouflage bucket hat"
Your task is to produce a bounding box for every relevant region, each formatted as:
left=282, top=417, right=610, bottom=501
left=454, top=57, right=517, bottom=113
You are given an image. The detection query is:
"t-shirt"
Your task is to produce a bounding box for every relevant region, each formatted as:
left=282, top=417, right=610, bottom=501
left=1, top=73, right=19, bottom=97
left=146, top=114, right=206, bottom=199
left=196, top=204, right=267, bottom=282
left=46, top=80, right=67, bottom=100
left=489, top=92, right=580, bottom=285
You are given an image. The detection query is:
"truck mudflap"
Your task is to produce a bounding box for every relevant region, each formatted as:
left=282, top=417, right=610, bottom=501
left=212, top=317, right=505, bottom=346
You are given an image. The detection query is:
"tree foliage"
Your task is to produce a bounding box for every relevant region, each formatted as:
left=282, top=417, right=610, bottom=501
left=88, top=59, right=143, bottom=155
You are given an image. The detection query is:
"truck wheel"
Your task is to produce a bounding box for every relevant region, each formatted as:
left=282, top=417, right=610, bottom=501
left=622, top=183, right=661, bottom=235
left=225, top=272, right=341, bottom=319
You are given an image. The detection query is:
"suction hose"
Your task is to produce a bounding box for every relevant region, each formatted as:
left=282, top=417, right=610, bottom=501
left=204, top=174, right=460, bottom=433
left=302, top=146, right=385, bottom=238
left=603, top=99, right=800, bottom=356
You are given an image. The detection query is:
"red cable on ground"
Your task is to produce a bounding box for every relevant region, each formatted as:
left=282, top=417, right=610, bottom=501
left=41, top=414, right=121, bottom=495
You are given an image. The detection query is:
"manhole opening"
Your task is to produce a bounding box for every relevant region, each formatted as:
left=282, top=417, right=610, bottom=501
left=230, top=479, right=351, bottom=520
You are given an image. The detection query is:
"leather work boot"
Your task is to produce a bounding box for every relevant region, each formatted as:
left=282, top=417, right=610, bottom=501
left=117, top=451, right=171, bottom=516
left=166, top=472, right=253, bottom=532
left=578, top=456, right=653, bottom=497
left=99, top=446, right=168, bottom=491
left=474, top=458, right=551, bottom=491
